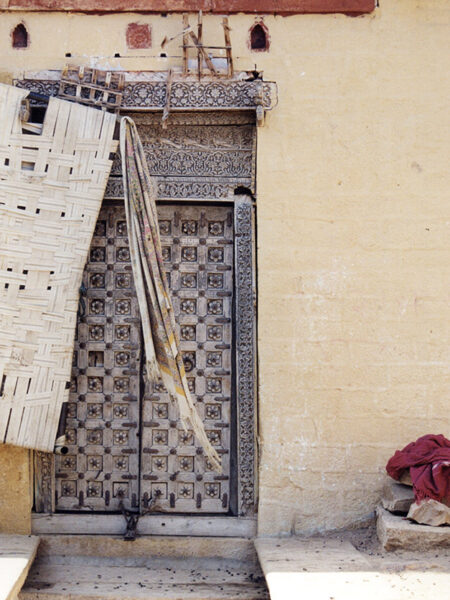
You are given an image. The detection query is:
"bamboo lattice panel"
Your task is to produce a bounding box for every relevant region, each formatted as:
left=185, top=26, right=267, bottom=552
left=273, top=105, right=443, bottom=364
left=0, top=83, right=117, bottom=452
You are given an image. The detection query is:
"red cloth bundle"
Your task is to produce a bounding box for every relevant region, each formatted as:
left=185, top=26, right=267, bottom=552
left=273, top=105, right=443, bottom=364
left=386, top=434, right=450, bottom=505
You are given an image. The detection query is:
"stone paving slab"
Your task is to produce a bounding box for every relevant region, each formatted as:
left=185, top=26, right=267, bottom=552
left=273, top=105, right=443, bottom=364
left=255, top=535, right=450, bottom=600
left=0, top=535, right=40, bottom=600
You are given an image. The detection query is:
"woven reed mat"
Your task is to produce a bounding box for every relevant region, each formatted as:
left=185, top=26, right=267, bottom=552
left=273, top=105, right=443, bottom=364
left=0, top=83, right=117, bottom=452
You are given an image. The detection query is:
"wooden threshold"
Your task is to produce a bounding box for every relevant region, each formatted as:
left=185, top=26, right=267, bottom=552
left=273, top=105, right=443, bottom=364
left=31, top=514, right=256, bottom=538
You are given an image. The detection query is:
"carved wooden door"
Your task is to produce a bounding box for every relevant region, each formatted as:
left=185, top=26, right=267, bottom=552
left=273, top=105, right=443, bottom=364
left=55, top=205, right=142, bottom=511
left=140, top=205, right=232, bottom=513
left=54, top=202, right=233, bottom=514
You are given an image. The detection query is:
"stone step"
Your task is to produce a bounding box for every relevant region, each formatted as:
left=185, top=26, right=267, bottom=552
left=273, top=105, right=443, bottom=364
left=19, top=556, right=269, bottom=600
left=35, top=536, right=256, bottom=563
left=376, top=505, right=450, bottom=551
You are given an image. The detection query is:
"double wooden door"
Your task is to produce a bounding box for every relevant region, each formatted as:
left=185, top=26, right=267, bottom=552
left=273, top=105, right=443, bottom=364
left=55, top=202, right=233, bottom=514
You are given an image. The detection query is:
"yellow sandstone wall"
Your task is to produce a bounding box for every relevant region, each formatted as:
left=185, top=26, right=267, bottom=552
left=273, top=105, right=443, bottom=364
left=0, top=446, right=32, bottom=534
left=0, top=0, right=449, bottom=535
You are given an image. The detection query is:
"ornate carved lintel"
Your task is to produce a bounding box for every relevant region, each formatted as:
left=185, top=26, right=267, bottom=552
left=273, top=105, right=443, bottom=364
left=14, top=77, right=277, bottom=117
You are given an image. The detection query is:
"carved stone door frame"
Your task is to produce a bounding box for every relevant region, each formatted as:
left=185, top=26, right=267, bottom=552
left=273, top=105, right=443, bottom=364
left=27, top=97, right=259, bottom=534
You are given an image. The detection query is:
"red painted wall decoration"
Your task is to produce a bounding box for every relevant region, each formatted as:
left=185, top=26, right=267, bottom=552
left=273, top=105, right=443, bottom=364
left=126, top=23, right=152, bottom=49
left=1, top=1, right=376, bottom=15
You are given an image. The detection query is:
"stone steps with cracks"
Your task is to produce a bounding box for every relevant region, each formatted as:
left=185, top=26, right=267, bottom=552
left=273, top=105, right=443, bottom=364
left=19, top=538, right=269, bottom=600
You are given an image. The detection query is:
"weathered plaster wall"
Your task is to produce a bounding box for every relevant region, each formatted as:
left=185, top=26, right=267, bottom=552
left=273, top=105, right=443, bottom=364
left=0, top=0, right=448, bottom=535
left=255, top=0, right=450, bottom=534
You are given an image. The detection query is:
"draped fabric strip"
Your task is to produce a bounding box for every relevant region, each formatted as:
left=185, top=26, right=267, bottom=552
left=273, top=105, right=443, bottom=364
left=120, top=117, right=221, bottom=472
left=0, top=83, right=117, bottom=451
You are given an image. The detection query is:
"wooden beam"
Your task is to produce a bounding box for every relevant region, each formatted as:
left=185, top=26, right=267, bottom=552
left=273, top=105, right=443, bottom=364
left=182, top=13, right=189, bottom=77
left=222, top=17, right=233, bottom=78
left=197, top=10, right=203, bottom=80
left=189, top=30, right=217, bottom=76
left=3, top=1, right=377, bottom=15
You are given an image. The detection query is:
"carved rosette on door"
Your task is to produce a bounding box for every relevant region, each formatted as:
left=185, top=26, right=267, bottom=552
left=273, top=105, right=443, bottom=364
left=55, top=204, right=233, bottom=514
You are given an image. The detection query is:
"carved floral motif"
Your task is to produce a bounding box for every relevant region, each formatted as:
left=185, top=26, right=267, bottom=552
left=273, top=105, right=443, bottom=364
left=89, top=325, right=104, bottom=340
left=113, top=430, right=129, bottom=445
left=208, top=248, right=224, bottom=263
left=116, top=273, right=131, bottom=288
left=87, top=404, right=102, bottom=418
left=207, top=325, right=222, bottom=341
left=181, top=220, right=198, bottom=235
left=153, top=403, right=168, bottom=419
left=180, top=299, right=196, bottom=314
left=90, top=299, right=104, bottom=315
left=88, top=377, right=103, bottom=392
left=116, top=247, right=130, bottom=262
left=90, top=247, right=105, bottom=262
left=114, top=378, right=130, bottom=393
left=90, top=273, right=105, bottom=288
left=181, top=273, right=197, bottom=288
left=207, top=273, right=223, bottom=288
left=159, top=220, right=171, bottom=235
left=208, top=221, right=224, bottom=236
left=206, top=352, right=221, bottom=367
left=206, top=378, right=222, bottom=393
left=115, top=325, right=130, bottom=340
left=115, top=300, right=131, bottom=314
left=180, top=325, right=196, bottom=340
left=181, top=247, right=197, bottom=262
left=207, top=299, right=223, bottom=315
left=115, top=351, right=130, bottom=366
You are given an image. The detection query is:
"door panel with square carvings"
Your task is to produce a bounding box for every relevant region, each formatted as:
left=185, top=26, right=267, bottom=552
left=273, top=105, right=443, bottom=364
left=54, top=203, right=233, bottom=514
left=140, top=205, right=233, bottom=513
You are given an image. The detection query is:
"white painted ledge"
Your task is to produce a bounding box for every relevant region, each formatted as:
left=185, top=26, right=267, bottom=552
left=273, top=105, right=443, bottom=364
left=0, top=535, right=39, bottom=600
left=32, top=513, right=256, bottom=538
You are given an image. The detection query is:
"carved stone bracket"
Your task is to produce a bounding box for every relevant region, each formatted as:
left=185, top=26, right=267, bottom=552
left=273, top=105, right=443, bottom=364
left=15, top=77, right=277, bottom=120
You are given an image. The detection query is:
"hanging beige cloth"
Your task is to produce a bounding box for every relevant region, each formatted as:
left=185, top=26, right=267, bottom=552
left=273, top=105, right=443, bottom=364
left=0, top=84, right=117, bottom=451
left=120, top=117, right=221, bottom=472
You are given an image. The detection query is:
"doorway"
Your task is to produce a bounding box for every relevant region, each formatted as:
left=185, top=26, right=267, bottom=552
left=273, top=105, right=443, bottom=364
left=34, top=111, right=257, bottom=525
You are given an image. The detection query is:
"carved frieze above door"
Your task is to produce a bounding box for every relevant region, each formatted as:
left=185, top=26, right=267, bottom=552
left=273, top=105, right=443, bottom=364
left=105, top=112, right=256, bottom=202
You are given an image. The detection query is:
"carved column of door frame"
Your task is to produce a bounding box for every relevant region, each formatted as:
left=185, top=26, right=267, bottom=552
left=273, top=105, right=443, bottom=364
left=33, top=194, right=258, bottom=527
left=233, top=195, right=257, bottom=517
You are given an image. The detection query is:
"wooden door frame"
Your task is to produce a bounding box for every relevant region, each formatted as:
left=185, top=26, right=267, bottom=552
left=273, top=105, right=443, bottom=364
left=33, top=195, right=258, bottom=535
